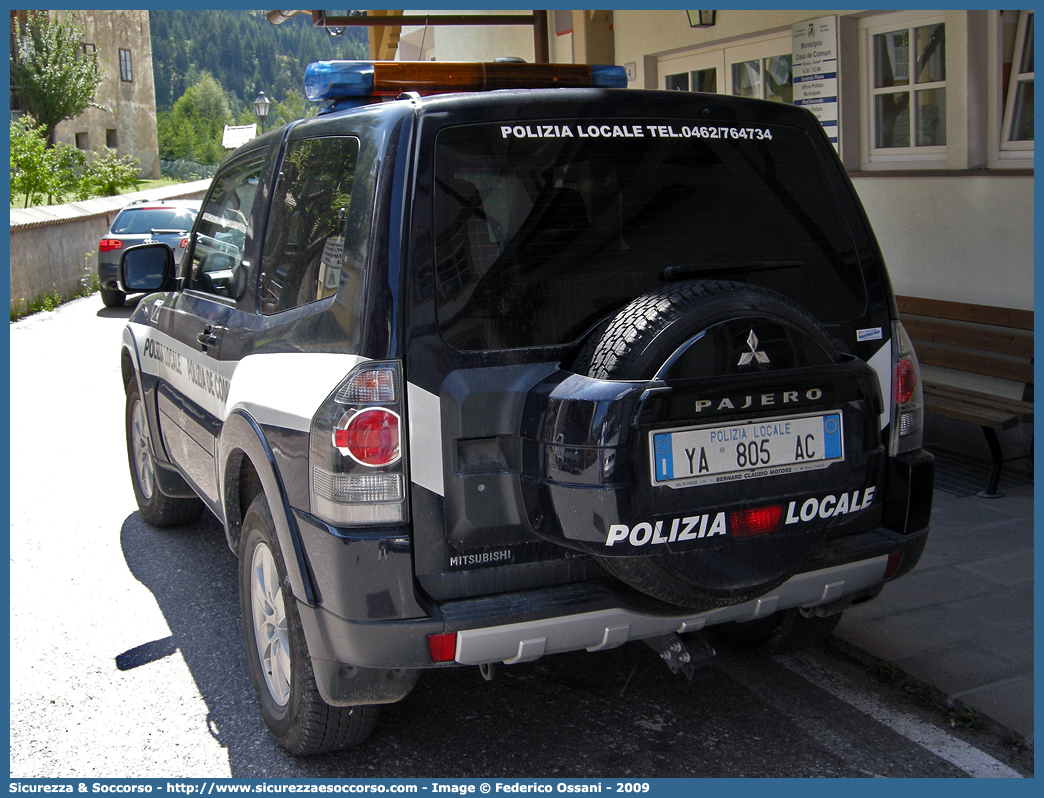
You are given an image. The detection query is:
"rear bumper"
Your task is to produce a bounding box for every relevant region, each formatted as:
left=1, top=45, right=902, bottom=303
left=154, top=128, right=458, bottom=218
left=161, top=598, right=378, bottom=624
left=298, top=521, right=928, bottom=691
left=98, top=260, right=118, bottom=289
left=452, top=553, right=893, bottom=665
left=296, top=448, right=931, bottom=705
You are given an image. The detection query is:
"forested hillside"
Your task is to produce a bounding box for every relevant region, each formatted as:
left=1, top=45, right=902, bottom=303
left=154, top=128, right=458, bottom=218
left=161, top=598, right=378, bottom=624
left=150, top=10, right=367, bottom=114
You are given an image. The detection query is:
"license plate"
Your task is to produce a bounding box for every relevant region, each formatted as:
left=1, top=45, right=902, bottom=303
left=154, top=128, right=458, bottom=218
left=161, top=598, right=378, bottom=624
left=651, top=412, right=844, bottom=488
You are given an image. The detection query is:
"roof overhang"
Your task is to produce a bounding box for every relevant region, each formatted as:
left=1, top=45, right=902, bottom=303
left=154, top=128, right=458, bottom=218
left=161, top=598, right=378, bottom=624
left=266, top=10, right=550, bottom=62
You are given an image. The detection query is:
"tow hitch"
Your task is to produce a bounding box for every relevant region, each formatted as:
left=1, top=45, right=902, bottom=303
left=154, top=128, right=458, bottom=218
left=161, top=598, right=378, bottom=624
left=644, top=632, right=715, bottom=680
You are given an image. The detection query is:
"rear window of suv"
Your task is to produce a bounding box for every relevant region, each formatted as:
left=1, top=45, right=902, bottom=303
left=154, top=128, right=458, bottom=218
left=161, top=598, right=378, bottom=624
left=112, top=207, right=196, bottom=234
left=434, top=120, right=867, bottom=351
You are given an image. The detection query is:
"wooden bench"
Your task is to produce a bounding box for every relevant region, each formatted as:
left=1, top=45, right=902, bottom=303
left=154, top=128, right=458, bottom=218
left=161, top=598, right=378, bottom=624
left=896, top=295, right=1033, bottom=497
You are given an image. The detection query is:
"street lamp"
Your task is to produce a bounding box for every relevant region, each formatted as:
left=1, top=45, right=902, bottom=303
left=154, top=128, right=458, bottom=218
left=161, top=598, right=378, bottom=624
left=686, top=11, right=716, bottom=28
left=253, top=91, right=271, bottom=134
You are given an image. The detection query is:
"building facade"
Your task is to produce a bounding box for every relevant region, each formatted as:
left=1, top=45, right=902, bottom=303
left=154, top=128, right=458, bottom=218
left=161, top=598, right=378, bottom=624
left=10, top=9, right=161, bottom=178
left=388, top=9, right=1033, bottom=319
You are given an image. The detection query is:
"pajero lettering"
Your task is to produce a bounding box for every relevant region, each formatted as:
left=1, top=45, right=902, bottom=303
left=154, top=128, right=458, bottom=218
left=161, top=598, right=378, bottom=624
left=694, top=388, right=823, bottom=413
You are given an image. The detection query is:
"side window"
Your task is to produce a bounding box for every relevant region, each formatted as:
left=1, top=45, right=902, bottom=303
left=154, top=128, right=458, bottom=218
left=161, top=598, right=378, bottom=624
left=187, top=158, right=264, bottom=299
left=259, top=136, right=359, bottom=315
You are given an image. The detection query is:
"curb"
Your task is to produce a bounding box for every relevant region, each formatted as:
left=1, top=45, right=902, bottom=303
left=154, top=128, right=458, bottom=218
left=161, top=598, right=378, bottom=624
left=827, top=635, right=1034, bottom=753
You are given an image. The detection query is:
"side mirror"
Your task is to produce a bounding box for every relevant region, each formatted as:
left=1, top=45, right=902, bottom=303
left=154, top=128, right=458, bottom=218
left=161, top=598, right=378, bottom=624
left=118, top=243, right=176, bottom=293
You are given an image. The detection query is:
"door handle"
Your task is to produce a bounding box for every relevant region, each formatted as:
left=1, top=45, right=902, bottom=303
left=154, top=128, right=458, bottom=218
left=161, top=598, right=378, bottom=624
left=197, top=324, right=219, bottom=351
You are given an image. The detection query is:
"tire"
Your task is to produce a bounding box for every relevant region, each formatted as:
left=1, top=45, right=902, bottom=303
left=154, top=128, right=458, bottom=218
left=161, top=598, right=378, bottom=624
left=712, top=608, right=843, bottom=655
left=125, top=381, right=204, bottom=527
left=581, top=280, right=842, bottom=610
left=239, top=494, right=379, bottom=755
left=585, top=279, right=838, bottom=382
left=101, top=286, right=126, bottom=308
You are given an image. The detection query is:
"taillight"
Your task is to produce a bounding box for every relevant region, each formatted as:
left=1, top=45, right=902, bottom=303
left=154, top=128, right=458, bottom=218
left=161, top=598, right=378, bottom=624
left=336, top=366, right=397, bottom=403
left=729, top=505, right=784, bottom=538
left=890, top=322, right=924, bottom=455
left=895, top=358, right=917, bottom=405
left=180, top=237, right=189, bottom=249
left=309, top=361, right=408, bottom=526
left=99, top=238, right=123, bottom=253
left=334, top=408, right=401, bottom=466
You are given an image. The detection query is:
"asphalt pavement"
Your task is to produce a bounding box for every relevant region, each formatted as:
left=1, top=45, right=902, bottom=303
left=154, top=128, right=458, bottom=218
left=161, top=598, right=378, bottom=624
left=9, top=295, right=1035, bottom=775
left=833, top=482, right=1035, bottom=747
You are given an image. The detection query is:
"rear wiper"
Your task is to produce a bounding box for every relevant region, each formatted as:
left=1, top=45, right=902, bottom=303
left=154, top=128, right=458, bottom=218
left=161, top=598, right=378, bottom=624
left=661, top=261, right=803, bottom=281
left=150, top=228, right=187, bottom=235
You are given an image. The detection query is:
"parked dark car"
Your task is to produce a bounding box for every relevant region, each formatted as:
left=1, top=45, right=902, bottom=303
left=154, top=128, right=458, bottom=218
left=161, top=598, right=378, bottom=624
left=98, top=199, right=200, bottom=307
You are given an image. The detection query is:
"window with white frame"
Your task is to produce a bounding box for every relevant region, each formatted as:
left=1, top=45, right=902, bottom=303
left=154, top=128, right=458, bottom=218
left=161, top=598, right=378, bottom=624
left=1001, top=11, right=1033, bottom=152
left=660, top=34, right=793, bottom=103
left=728, top=39, right=793, bottom=104
left=862, top=13, right=946, bottom=165
left=661, top=49, right=724, bottom=94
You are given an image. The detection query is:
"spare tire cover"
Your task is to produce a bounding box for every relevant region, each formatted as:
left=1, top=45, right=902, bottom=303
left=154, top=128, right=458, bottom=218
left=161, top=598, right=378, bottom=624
left=581, top=279, right=845, bottom=611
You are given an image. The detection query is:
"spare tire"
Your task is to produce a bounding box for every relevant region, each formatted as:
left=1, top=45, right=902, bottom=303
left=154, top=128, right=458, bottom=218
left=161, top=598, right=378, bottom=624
left=579, top=279, right=846, bottom=610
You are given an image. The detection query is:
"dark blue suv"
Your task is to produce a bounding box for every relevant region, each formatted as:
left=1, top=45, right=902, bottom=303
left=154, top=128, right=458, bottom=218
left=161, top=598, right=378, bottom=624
left=117, top=60, right=933, bottom=755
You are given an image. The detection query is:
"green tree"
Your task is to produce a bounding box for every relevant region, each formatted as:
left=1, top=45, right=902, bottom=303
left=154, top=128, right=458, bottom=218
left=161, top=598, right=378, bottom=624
left=273, top=89, right=317, bottom=128
left=10, top=13, right=106, bottom=144
left=10, top=115, right=85, bottom=206
left=78, top=149, right=141, bottom=198
left=149, top=10, right=367, bottom=113
left=10, top=116, right=53, bottom=206
left=158, top=71, right=233, bottom=164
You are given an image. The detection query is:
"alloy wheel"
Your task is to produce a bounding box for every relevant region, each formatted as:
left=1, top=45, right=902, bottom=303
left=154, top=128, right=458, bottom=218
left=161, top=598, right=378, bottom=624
left=250, top=542, right=291, bottom=707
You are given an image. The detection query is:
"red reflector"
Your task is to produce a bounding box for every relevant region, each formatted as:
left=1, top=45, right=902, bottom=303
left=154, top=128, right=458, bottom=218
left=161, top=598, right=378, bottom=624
left=729, top=505, right=784, bottom=538
left=884, top=552, right=902, bottom=579
left=335, top=408, right=401, bottom=466
left=895, top=358, right=917, bottom=405
left=99, top=239, right=123, bottom=252
left=428, top=633, right=457, bottom=663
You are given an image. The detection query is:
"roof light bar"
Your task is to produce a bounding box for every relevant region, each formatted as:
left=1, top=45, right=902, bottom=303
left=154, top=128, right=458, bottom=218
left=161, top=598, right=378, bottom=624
left=304, top=60, right=627, bottom=102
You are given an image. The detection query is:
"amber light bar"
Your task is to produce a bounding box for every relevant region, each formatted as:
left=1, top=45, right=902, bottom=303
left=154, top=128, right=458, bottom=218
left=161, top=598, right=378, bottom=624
left=374, top=62, right=606, bottom=94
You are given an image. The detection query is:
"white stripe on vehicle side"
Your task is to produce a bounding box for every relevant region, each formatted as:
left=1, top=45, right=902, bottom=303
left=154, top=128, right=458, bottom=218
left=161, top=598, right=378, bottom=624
left=223, top=353, right=370, bottom=432
left=866, top=340, right=892, bottom=430
left=127, top=320, right=238, bottom=421
left=407, top=381, right=444, bottom=497
left=127, top=320, right=368, bottom=433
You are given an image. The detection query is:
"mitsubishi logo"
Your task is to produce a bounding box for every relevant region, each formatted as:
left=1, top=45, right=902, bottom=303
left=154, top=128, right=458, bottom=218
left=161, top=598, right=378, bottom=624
left=738, top=330, right=770, bottom=366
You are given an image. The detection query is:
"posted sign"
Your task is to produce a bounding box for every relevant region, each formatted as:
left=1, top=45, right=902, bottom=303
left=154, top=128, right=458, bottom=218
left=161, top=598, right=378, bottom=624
left=792, top=16, right=839, bottom=152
